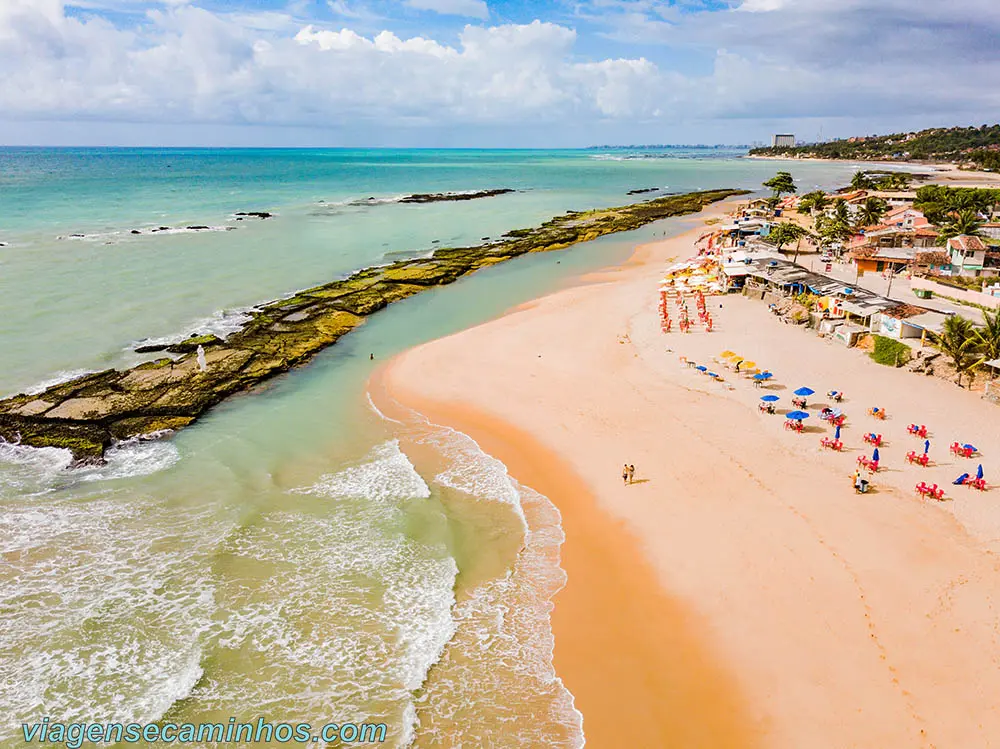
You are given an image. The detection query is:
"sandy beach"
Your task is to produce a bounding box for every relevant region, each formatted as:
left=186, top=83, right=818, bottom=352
left=372, top=200, right=1000, bottom=747
left=746, top=154, right=1000, bottom=188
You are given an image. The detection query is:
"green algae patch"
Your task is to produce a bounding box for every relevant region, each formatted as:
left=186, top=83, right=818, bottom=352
left=0, top=188, right=746, bottom=463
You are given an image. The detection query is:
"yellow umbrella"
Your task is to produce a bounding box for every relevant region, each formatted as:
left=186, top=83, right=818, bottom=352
left=741, top=360, right=757, bottom=370
left=720, top=350, right=736, bottom=358
left=723, top=352, right=742, bottom=360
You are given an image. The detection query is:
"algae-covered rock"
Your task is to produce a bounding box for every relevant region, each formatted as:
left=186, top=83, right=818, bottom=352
left=0, top=188, right=746, bottom=463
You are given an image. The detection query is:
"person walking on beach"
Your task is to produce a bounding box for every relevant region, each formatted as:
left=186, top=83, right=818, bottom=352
left=622, top=464, right=629, bottom=485
left=628, top=465, right=635, bottom=484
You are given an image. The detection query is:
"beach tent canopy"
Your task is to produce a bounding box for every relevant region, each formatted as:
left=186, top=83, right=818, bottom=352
left=786, top=410, right=810, bottom=420
left=761, top=395, right=780, bottom=402
left=793, top=387, right=815, bottom=396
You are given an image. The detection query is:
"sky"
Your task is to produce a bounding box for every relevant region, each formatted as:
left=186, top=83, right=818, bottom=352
left=1, top=0, right=999, bottom=147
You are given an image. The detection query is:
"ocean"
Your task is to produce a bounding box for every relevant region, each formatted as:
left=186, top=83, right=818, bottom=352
left=0, top=148, right=861, bottom=746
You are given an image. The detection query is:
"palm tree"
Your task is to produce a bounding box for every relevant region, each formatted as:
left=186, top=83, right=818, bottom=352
left=932, top=315, right=983, bottom=388
left=832, top=199, right=850, bottom=224
left=850, top=171, right=873, bottom=191
left=936, top=209, right=984, bottom=244
left=763, top=171, right=797, bottom=200
left=797, top=190, right=829, bottom=216
left=977, top=308, right=1000, bottom=364
left=855, top=197, right=889, bottom=228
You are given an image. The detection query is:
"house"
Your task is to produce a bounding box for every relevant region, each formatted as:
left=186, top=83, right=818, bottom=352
left=868, top=191, right=918, bottom=207
left=947, top=235, right=988, bottom=276
left=871, top=307, right=947, bottom=346
left=852, top=224, right=938, bottom=252
left=852, top=247, right=919, bottom=275
left=882, top=206, right=930, bottom=229
left=980, top=222, right=1000, bottom=240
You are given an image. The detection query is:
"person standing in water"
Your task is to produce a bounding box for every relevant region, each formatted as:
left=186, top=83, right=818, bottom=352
left=622, top=464, right=629, bottom=485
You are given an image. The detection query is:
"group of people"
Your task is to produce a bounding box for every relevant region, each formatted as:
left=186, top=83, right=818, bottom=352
left=622, top=464, right=637, bottom=484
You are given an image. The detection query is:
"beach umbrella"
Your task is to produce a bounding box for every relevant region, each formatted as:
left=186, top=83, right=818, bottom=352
left=721, top=350, right=736, bottom=358
left=924, top=440, right=930, bottom=455
left=741, top=361, right=757, bottom=370
left=835, top=425, right=842, bottom=440
left=786, top=410, right=810, bottom=420
left=794, top=387, right=815, bottom=396
left=761, top=395, right=780, bottom=402
left=752, top=373, right=769, bottom=381
left=760, top=372, right=774, bottom=380
left=873, top=447, right=880, bottom=463
left=695, top=365, right=708, bottom=372
left=976, top=464, right=984, bottom=480
left=964, top=444, right=976, bottom=452
left=708, top=372, right=718, bottom=378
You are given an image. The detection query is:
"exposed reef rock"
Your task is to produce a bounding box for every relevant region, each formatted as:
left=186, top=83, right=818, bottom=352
left=399, top=189, right=515, bottom=203
left=0, top=189, right=746, bottom=464
left=627, top=187, right=660, bottom=195
left=233, top=212, right=273, bottom=220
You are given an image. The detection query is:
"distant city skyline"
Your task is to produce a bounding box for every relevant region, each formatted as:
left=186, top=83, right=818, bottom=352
left=2, top=0, right=999, bottom=147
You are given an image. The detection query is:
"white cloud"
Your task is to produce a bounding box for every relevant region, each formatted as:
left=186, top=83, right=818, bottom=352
left=405, top=0, right=489, bottom=20
left=1, top=0, right=1000, bottom=142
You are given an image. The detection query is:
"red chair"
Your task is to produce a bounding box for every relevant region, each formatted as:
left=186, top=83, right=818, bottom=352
left=867, top=407, right=887, bottom=420
left=950, top=442, right=974, bottom=458
left=906, top=451, right=929, bottom=467
left=915, top=482, right=944, bottom=500
left=968, top=478, right=988, bottom=491
left=907, top=424, right=928, bottom=438
left=863, top=433, right=882, bottom=447
left=820, top=438, right=843, bottom=451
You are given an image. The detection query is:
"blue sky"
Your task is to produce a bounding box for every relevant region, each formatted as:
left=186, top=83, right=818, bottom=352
left=2, top=0, right=999, bottom=147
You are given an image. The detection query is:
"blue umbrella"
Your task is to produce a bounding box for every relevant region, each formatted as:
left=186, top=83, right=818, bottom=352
left=761, top=372, right=774, bottom=380
left=708, top=372, right=719, bottom=378
left=761, top=395, right=780, bottom=402
left=964, top=444, right=976, bottom=452
left=794, top=387, right=815, bottom=396
left=924, top=439, right=930, bottom=455
left=873, top=447, right=880, bottom=462
left=786, top=410, right=810, bottom=420
left=695, top=365, right=707, bottom=372
left=835, top=425, right=842, bottom=440
left=753, top=373, right=768, bottom=381
left=977, top=464, right=984, bottom=480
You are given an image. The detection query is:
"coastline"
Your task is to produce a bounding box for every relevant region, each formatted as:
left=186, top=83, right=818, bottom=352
left=745, top=154, right=1000, bottom=185
left=370, top=373, right=761, bottom=748
left=374, top=202, right=1000, bottom=746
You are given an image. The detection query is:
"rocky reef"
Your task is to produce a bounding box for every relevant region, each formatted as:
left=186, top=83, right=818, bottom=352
left=399, top=189, right=515, bottom=203
left=0, top=189, right=746, bottom=464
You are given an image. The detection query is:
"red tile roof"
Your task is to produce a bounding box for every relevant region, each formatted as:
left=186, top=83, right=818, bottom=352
left=947, top=235, right=987, bottom=251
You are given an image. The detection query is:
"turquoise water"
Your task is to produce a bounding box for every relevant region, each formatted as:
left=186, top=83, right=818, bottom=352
left=0, top=149, right=861, bottom=746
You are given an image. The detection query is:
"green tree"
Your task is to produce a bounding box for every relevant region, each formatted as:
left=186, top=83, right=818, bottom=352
left=850, top=170, right=874, bottom=190
left=931, top=315, right=983, bottom=388
left=936, top=209, right=984, bottom=244
left=797, top=190, right=830, bottom=215
left=767, top=222, right=811, bottom=261
left=763, top=171, right=798, bottom=200
left=831, top=198, right=850, bottom=224
left=976, top=308, right=1000, bottom=363
left=855, top=197, right=889, bottom=228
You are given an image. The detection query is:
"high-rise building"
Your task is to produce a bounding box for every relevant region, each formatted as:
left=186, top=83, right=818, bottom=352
left=772, top=134, right=796, bottom=147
